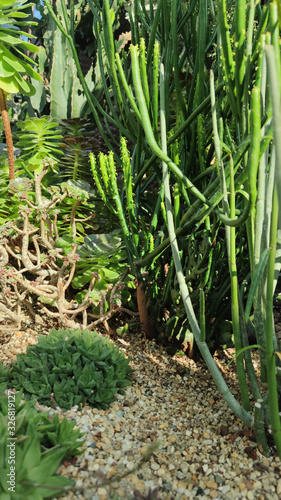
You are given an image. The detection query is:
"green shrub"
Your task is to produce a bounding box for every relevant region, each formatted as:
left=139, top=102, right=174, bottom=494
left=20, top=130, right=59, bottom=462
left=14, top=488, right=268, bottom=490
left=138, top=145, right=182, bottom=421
left=0, top=388, right=84, bottom=499
left=6, top=328, right=134, bottom=410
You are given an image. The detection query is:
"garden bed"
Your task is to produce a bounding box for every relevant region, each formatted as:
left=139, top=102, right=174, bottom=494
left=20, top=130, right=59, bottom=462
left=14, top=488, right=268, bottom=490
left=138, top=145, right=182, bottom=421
left=1, top=315, right=281, bottom=500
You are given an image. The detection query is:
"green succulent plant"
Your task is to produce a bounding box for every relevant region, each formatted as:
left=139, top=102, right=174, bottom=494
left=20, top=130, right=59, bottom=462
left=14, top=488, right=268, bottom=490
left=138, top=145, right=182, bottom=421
left=56, top=118, right=100, bottom=183
left=0, top=388, right=84, bottom=499
left=56, top=231, right=132, bottom=311
left=0, top=0, right=41, bottom=179
left=15, top=115, right=63, bottom=173
left=6, top=328, right=134, bottom=410
left=0, top=0, right=40, bottom=95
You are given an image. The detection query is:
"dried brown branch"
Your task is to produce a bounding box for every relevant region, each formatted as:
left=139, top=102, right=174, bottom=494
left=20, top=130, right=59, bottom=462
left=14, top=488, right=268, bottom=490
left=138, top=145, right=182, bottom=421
left=0, top=170, right=135, bottom=332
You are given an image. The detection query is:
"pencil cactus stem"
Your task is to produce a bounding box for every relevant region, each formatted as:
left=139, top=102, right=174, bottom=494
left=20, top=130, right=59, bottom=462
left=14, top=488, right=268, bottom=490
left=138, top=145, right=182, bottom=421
left=159, top=62, right=252, bottom=427
left=199, top=289, right=206, bottom=342
left=248, top=87, right=261, bottom=215
left=215, top=0, right=239, bottom=118
left=229, top=156, right=251, bottom=411
left=139, top=38, right=150, bottom=109
left=171, top=0, right=187, bottom=120
left=235, top=0, right=246, bottom=104
left=269, top=1, right=281, bottom=72
left=265, top=186, right=281, bottom=456
left=115, top=53, right=141, bottom=122
left=130, top=44, right=208, bottom=206
left=102, top=0, right=123, bottom=113
left=265, top=45, right=281, bottom=216
left=152, top=41, right=160, bottom=136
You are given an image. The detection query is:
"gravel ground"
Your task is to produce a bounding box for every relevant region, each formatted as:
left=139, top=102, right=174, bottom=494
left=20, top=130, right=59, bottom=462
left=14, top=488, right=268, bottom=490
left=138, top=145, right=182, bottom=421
left=1, top=323, right=281, bottom=500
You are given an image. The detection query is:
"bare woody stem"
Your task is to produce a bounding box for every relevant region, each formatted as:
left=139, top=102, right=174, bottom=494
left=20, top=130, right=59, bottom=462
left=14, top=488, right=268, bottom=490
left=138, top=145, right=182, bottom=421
left=0, top=88, right=15, bottom=180
left=136, top=280, right=154, bottom=340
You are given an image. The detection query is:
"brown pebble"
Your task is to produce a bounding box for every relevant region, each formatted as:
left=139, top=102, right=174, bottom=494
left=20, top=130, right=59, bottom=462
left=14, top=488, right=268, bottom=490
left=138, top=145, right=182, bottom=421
left=209, top=491, right=219, bottom=499
left=167, top=435, right=177, bottom=443
left=205, top=480, right=218, bottom=490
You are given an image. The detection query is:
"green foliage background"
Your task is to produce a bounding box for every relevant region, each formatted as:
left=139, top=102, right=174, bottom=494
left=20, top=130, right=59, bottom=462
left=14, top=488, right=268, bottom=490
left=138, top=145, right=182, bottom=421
left=1, top=0, right=281, bottom=457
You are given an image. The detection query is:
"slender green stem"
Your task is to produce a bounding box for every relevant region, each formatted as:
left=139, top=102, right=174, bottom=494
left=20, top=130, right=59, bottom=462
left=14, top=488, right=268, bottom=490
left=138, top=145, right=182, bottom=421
left=197, top=0, right=207, bottom=107
left=151, top=41, right=160, bottom=138
left=115, top=53, right=142, bottom=122
left=130, top=43, right=209, bottom=206
left=229, top=156, right=251, bottom=411
left=215, top=0, right=239, bottom=118
left=210, top=70, right=230, bottom=256
left=102, top=0, right=123, bottom=114
left=159, top=62, right=252, bottom=426
left=60, top=0, right=70, bottom=33
left=133, top=81, right=225, bottom=188
left=265, top=45, right=281, bottom=220
left=265, top=186, right=281, bottom=455
left=254, top=401, right=270, bottom=455
left=248, top=87, right=261, bottom=217
left=199, top=289, right=206, bottom=342
left=139, top=38, right=150, bottom=109
left=96, top=41, right=135, bottom=141
left=171, top=0, right=187, bottom=120
left=146, top=0, right=164, bottom=64
left=235, top=0, right=246, bottom=106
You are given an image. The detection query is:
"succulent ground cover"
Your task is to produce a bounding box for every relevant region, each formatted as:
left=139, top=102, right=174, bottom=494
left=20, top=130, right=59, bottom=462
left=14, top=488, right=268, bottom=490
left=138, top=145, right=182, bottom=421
left=1, top=328, right=134, bottom=410
left=0, top=386, right=85, bottom=499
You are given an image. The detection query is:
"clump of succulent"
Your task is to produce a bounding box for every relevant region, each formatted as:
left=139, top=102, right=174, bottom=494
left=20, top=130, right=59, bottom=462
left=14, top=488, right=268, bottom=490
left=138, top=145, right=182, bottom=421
left=7, top=328, right=134, bottom=410
left=0, top=388, right=85, bottom=498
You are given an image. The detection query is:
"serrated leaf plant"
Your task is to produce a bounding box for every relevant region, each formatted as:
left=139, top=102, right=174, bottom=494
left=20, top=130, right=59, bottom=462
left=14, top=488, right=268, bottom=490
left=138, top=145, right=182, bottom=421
left=0, top=0, right=41, bottom=179
left=0, top=388, right=85, bottom=498
left=7, top=328, right=134, bottom=410
left=15, top=115, right=63, bottom=174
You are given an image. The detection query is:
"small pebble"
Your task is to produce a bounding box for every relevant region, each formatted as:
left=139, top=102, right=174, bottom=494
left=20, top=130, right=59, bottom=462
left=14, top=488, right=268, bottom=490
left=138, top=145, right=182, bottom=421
left=220, top=485, right=231, bottom=494
left=210, top=492, right=219, bottom=499
left=180, top=462, right=189, bottom=474
left=151, top=462, right=160, bottom=471
left=215, top=474, right=223, bottom=484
